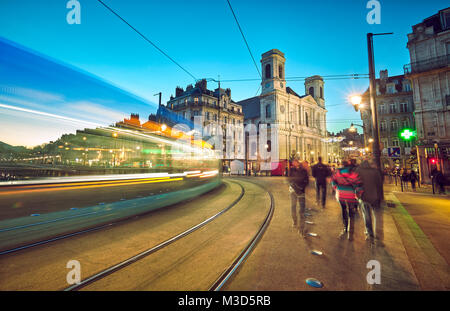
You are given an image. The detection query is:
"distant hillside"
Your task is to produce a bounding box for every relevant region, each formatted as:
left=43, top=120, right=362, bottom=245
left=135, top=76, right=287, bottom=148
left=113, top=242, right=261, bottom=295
left=0, top=141, right=28, bottom=153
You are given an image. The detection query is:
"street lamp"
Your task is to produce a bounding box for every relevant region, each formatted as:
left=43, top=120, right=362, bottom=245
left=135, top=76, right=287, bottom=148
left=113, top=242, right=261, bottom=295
left=350, top=95, right=362, bottom=111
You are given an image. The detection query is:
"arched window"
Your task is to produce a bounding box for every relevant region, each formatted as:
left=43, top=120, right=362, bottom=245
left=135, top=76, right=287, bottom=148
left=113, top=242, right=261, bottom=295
left=265, top=64, right=271, bottom=79
left=265, top=104, right=271, bottom=118
left=320, top=87, right=323, bottom=99
left=278, top=65, right=283, bottom=79
left=309, top=87, right=314, bottom=97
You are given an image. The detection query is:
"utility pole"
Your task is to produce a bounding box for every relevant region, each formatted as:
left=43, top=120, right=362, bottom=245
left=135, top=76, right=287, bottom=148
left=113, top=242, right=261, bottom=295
left=154, top=92, right=162, bottom=123
left=367, top=32, right=393, bottom=173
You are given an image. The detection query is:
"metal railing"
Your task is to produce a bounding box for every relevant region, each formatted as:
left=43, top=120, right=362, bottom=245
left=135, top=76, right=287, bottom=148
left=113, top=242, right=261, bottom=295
left=404, top=54, right=449, bottom=75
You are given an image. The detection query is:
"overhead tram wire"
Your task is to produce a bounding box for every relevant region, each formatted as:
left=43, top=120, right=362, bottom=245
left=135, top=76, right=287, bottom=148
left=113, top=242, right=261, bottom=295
left=96, top=0, right=197, bottom=81
left=218, top=73, right=369, bottom=83
left=226, top=0, right=262, bottom=79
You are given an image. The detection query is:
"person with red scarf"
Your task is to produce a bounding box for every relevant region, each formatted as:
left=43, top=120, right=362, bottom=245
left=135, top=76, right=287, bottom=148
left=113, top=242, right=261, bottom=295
left=331, top=159, right=364, bottom=241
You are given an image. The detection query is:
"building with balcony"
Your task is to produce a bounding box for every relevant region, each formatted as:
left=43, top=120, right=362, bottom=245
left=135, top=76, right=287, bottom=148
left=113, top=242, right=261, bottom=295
left=404, top=8, right=450, bottom=182
left=237, top=49, right=328, bottom=175
left=360, top=70, right=415, bottom=170
left=165, top=79, right=245, bottom=168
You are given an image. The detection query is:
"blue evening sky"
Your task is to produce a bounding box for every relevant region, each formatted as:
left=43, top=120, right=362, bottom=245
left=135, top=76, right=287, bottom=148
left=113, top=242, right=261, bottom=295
left=0, top=0, right=447, bottom=146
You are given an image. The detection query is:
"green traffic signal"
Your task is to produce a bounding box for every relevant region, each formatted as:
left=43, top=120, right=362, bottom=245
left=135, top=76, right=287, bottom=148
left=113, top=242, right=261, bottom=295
left=399, top=128, right=416, bottom=141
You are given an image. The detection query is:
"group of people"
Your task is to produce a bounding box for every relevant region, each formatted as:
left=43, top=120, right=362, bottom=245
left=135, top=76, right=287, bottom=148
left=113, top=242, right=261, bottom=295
left=288, top=156, right=383, bottom=243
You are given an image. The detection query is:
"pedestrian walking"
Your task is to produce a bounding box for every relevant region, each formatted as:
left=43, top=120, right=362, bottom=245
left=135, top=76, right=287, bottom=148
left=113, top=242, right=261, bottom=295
left=409, top=169, right=418, bottom=192
left=311, top=157, right=331, bottom=209
left=355, top=160, right=383, bottom=243
left=401, top=169, right=409, bottom=190
left=432, top=169, right=446, bottom=194
left=288, top=158, right=310, bottom=237
left=331, top=159, right=364, bottom=241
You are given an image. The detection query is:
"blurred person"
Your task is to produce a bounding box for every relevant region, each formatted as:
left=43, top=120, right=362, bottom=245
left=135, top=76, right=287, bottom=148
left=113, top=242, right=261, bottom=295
left=288, top=158, right=310, bottom=237
left=331, top=159, right=363, bottom=241
left=355, top=160, right=383, bottom=243
left=401, top=169, right=409, bottom=190
left=409, top=169, right=418, bottom=191
left=432, top=168, right=446, bottom=194
left=311, top=157, right=331, bottom=209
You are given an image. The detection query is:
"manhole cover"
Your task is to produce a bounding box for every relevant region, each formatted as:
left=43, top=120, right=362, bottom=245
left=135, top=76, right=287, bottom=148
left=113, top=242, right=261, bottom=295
left=311, top=250, right=323, bottom=256
left=306, top=278, right=323, bottom=288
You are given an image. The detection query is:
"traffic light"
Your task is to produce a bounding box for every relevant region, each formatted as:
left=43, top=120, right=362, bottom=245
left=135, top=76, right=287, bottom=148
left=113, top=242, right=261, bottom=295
left=399, top=128, right=416, bottom=141
left=430, top=158, right=437, bottom=164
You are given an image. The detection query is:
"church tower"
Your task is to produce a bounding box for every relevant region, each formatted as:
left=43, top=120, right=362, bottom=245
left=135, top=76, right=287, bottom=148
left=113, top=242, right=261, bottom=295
left=260, top=49, right=286, bottom=95
left=304, top=75, right=325, bottom=107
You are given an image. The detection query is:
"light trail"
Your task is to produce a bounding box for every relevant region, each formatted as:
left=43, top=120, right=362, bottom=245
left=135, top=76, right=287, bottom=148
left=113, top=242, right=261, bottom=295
left=0, top=177, right=183, bottom=196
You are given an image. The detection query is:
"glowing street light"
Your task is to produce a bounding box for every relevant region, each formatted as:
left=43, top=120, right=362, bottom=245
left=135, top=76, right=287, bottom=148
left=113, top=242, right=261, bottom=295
left=368, top=138, right=374, bottom=143
left=112, top=132, right=118, bottom=138
left=161, top=124, right=167, bottom=131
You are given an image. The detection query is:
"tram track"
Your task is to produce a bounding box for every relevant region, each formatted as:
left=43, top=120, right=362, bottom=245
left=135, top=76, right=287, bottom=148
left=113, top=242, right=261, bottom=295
left=66, top=179, right=274, bottom=291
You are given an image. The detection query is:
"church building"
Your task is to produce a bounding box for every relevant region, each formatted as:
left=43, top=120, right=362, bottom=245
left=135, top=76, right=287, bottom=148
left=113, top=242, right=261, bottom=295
left=237, top=49, right=328, bottom=175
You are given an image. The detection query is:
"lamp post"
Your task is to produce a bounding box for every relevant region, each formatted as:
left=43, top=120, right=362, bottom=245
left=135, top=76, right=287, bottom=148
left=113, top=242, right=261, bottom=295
left=367, top=32, right=393, bottom=173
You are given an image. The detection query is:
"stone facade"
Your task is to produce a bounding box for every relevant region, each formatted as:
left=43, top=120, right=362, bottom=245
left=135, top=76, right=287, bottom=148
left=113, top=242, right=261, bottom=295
left=166, top=79, right=245, bottom=165
left=238, top=49, right=328, bottom=175
left=404, top=8, right=450, bottom=182
left=360, top=70, right=415, bottom=169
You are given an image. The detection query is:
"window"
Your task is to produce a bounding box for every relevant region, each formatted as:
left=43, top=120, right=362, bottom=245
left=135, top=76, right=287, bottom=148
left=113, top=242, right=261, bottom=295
left=400, top=102, right=408, bottom=113
left=194, top=97, right=198, bottom=104
left=309, top=87, right=314, bottom=98
left=265, top=64, right=271, bottom=79
left=214, top=114, right=217, bottom=121
left=390, top=119, right=398, bottom=131
left=404, top=140, right=412, bottom=148
left=392, top=139, right=399, bottom=147
left=320, top=87, right=323, bottom=99
left=379, top=104, right=385, bottom=114
left=266, top=104, right=271, bottom=118
left=278, top=65, right=283, bottom=79
left=298, top=107, right=302, bottom=124
left=389, top=103, right=397, bottom=114
left=206, top=112, right=210, bottom=120
left=305, top=112, right=309, bottom=127
left=380, top=121, right=386, bottom=132
left=402, top=119, right=409, bottom=128
left=403, top=82, right=411, bottom=92
left=387, top=85, right=395, bottom=94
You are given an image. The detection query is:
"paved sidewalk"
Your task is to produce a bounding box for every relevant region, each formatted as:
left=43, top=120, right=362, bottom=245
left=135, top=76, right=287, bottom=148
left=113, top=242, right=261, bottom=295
left=225, top=177, right=449, bottom=291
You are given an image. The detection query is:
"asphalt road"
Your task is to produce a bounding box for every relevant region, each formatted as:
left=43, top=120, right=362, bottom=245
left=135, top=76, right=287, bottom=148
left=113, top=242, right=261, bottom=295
left=0, top=179, right=270, bottom=290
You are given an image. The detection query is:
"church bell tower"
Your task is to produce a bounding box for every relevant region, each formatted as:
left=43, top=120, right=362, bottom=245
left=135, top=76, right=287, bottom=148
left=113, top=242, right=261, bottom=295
left=260, top=49, right=286, bottom=95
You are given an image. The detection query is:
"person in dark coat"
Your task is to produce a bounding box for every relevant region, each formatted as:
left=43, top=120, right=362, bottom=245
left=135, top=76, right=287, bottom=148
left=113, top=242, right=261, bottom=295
left=401, top=169, right=410, bottom=190
left=311, top=157, right=332, bottom=209
left=355, top=160, right=384, bottom=243
left=432, top=169, right=446, bottom=194
left=409, top=170, right=418, bottom=191
left=289, top=159, right=310, bottom=237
